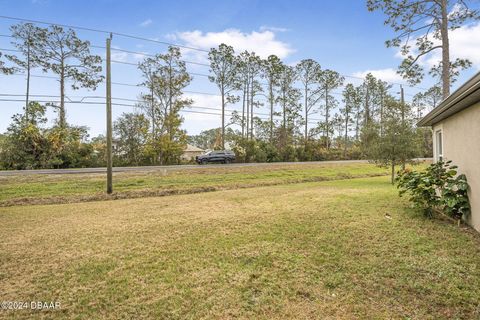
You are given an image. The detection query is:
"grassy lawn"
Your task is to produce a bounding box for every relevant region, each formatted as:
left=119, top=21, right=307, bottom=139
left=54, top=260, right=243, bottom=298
left=1, top=175, right=479, bottom=319
left=0, top=162, right=392, bottom=206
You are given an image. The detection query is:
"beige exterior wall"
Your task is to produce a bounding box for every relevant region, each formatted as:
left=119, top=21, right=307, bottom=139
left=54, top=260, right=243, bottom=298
left=432, top=102, right=480, bottom=231
left=181, top=151, right=203, bottom=161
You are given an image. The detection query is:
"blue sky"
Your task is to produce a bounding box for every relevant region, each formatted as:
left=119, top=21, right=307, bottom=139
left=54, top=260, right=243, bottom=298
left=1, top=0, right=479, bottom=136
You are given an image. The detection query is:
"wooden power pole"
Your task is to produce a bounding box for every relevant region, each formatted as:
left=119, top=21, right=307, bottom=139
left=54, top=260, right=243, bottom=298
left=106, top=34, right=113, bottom=194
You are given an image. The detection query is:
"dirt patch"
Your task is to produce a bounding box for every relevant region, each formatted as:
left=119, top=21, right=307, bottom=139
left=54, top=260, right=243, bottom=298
left=0, top=173, right=388, bottom=207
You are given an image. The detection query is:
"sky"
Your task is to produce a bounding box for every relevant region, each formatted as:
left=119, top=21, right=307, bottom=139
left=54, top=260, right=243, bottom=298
left=1, top=0, right=480, bottom=137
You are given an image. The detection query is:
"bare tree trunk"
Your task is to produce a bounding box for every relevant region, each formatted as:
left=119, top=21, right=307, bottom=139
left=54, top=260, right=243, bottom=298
left=246, top=79, right=250, bottom=140
left=59, top=64, right=66, bottom=128
left=221, top=85, right=225, bottom=149
left=304, top=84, right=308, bottom=142
left=344, top=111, right=349, bottom=159
left=391, top=162, right=395, bottom=185
left=150, top=83, right=156, bottom=165
left=269, top=82, right=274, bottom=142
left=242, top=82, right=246, bottom=138
left=355, top=109, right=360, bottom=141
left=150, top=81, right=155, bottom=136
left=325, top=88, right=329, bottom=149
left=380, top=92, right=384, bottom=136
left=250, top=75, right=254, bottom=140
left=363, top=86, right=370, bottom=148
left=440, top=0, right=450, bottom=99
left=168, top=61, right=173, bottom=142
left=282, top=92, right=286, bottom=130
left=25, top=41, right=31, bottom=117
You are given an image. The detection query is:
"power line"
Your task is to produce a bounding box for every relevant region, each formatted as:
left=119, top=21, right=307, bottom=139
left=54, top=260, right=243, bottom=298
left=92, top=45, right=210, bottom=67
left=5, top=71, right=414, bottom=105
left=0, top=96, right=326, bottom=123
left=1, top=37, right=426, bottom=94
left=4, top=62, right=420, bottom=98
left=0, top=15, right=210, bottom=53
left=110, top=60, right=211, bottom=78
left=0, top=16, right=428, bottom=91
left=0, top=42, right=210, bottom=69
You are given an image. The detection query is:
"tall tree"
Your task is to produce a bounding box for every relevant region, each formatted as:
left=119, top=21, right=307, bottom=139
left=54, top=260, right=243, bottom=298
left=276, top=65, right=301, bottom=153
left=262, top=55, right=283, bottom=142
left=208, top=44, right=239, bottom=149
left=412, top=85, right=443, bottom=118
left=375, top=79, right=391, bottom=136
left=0, top=102, right=48, bottom=169
left=362, top=73, right=378, bottom=128
left=236, top=51, right=251, bottom=138
left=113, top=112, right=150, bottom=166
left=367, top=0, right=479, bottom=98
left=350, top=85, right=364, bottom=142
left=246, top=53, right=263, bottom=140
left=367, top=97, right=418, bottom=184
left=318, top=69, right=344, bottom=149
left=341, top=84, right=357, bottom=157
left=34, top=25, right=103, bottom=128
left=332, top=113, right=344, bottom=147
left=138, top=55, right=159, bottom=139
left=296, top=59, right=322, bottom=142
left=5, top=23, right=44, bottom=111
left=138, top=46, right=193, bottom=164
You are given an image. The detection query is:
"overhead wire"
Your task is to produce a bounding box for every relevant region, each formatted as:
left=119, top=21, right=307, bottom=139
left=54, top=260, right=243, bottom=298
left=0, top=15, right=429, bottom=91
left=0, top=14, right=422, bottom=129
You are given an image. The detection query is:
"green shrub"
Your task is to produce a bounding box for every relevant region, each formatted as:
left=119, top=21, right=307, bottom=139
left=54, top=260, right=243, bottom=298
left=396, top=161, right=470, bottom=221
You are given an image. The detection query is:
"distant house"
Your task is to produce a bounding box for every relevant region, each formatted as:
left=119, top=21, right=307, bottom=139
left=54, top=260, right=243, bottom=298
left=418, top=72, right=480, bottom=232
left=181, top=144, right=205, bottom=161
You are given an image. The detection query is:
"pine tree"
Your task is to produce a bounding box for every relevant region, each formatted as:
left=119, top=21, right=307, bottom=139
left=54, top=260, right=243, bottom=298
left=367, top=0, right=478, bottom=98
left=34, top=25, right=103, bottom=128
left=208, top=44, right=239, bottom=149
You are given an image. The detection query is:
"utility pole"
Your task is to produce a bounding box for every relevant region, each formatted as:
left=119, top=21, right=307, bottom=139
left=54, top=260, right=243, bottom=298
left=106, top=34, right=113, bottom=194
left=150, top=72, right=156, bottom=165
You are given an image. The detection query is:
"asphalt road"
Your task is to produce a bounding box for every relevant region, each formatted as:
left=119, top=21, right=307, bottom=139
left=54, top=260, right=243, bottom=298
left=0, top=160, right=373, bottom=176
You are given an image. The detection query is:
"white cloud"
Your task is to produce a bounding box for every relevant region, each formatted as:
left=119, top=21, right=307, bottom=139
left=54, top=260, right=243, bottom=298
left=352, top=68, right=405, bottom=84
left=259, top=25, right=290, bottom=33
left=111, top=46, right=129, bottom=62
left=109, top=46, right=148, bottom=62
left=394, top=22, right=480, bottom=72
left=139, top=19, right=153, bottom=27
left=185, top=93, right=219, bottom=107
left=429, top=22, right=480, bottom=70
left=133, top=52, right=149, bottom=60
left=182, top=93, right=224, bottom=133
left=172, top=28, right=295, bottom=60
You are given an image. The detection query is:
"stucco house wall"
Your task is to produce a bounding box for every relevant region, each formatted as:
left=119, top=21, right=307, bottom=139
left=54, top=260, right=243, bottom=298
left=432, top=102, right=480, bottom=231
left=181, top=144, right=205, bottom=161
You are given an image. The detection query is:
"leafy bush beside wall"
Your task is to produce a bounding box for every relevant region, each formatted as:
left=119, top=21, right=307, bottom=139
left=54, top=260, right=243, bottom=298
left=396, top=161, right=470, bottom=222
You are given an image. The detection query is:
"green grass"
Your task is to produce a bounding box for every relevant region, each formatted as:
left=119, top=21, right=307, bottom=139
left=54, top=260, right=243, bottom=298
left=1, top=175, right=479, bottom=319
left=0, top=163, right=395, bottom=206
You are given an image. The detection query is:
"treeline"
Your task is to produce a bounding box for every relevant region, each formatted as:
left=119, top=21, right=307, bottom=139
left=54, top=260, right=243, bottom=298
left=0, top=22, right=435, bottom=170
left=192, top=44, right=435, bottom=165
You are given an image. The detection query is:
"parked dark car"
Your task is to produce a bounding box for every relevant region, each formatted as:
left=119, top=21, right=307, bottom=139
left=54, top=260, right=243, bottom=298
left=196, top=150, right=235, bottom=164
